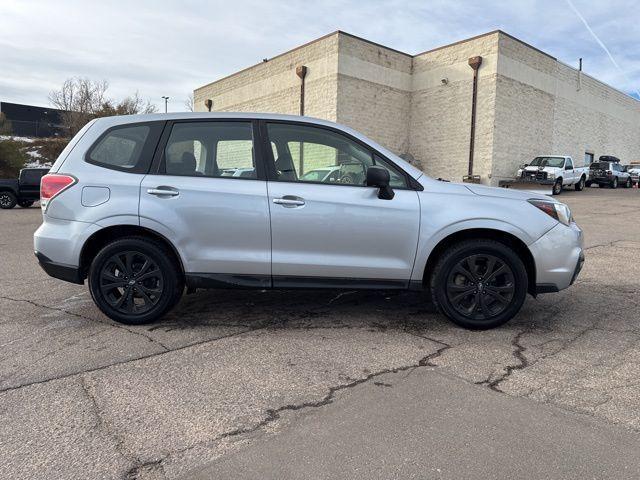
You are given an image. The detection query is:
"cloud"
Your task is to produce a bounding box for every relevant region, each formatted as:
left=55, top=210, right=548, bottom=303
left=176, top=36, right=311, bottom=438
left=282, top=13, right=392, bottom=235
left=0, top=0, right=638, bottom=109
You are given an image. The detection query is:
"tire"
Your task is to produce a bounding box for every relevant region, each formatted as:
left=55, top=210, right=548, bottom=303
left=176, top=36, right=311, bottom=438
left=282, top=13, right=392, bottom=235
left=430, top=239, right=528, bottom=330
left=611, top=177, right=618, bottom=189
left=585, top=181, right=592, bottom=188
left=575, top=176, right=585, bottom=191
left=0, top=191, right=17, bottom=209
left=88, top=237, right=184, bottom=325
left=624, top=178, right=632, bottom=188
left=552, top=179, right=563, bottom=195
left=18, top=200, right=35, bottom=208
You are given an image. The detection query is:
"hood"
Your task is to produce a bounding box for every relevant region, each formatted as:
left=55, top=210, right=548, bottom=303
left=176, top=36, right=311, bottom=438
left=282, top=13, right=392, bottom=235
left=464, top=183, right=550, bottom=202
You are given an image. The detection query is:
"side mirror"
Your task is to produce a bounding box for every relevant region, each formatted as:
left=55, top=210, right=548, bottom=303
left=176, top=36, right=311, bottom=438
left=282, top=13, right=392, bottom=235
left=366, top=166, right=394, bottom=200
left=522, top=163, right=529, bottom=168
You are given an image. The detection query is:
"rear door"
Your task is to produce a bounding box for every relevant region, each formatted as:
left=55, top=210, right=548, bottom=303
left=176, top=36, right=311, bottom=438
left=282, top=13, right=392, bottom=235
left=261, top=121, right=420, bottom=287
left=139, top=120, right=271, bottom=285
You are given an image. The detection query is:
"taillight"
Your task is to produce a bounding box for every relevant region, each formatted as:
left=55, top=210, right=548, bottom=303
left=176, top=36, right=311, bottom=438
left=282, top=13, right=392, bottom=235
left=40, top=174, right=76, bottom=210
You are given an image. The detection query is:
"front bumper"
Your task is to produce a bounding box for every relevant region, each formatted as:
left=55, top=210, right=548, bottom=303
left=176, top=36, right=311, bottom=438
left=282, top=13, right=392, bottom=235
left=530, top=222, right=584, bottom=293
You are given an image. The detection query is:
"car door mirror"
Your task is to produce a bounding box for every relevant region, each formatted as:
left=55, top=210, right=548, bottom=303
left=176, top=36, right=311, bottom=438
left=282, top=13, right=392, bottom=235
left=366, top=166, right=394, bottom=200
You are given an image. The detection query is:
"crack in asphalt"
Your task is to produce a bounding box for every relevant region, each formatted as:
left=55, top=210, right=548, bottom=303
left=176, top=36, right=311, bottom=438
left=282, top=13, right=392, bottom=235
left=0, top=295, right=171, bottom=351
left=136, top=345, right=450, bottom=478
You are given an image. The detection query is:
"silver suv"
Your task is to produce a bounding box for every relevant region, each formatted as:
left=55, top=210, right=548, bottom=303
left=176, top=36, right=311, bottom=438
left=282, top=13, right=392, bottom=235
left=34, top=113, right=584, bottom=329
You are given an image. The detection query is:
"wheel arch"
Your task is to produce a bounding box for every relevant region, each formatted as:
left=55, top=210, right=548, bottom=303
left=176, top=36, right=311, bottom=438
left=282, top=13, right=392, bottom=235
left=79, top=224, right=185, bottom=280
left=421, top=228, right=537, bottom=296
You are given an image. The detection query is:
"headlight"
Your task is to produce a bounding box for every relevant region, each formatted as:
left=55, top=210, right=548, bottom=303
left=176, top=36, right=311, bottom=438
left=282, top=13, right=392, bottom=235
left=528, top=199, right=573, bottom=226
left=547, top=172, right=555, bottom=180
left=517, top=169, right=523, bottom=177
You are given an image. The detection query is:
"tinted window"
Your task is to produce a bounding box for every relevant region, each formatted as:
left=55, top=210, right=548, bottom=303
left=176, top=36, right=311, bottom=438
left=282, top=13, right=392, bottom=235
left=565, top=158, right=573, bottom=169
left=89, top=125, right=151, bottom=169
left=163, top=122, right=256, bottom=179
left=266, top=123, right=407, bottom=188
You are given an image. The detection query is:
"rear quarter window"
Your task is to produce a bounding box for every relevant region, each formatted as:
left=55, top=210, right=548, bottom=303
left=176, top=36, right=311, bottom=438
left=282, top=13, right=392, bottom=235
left=86, top=122, right=164, bottom=173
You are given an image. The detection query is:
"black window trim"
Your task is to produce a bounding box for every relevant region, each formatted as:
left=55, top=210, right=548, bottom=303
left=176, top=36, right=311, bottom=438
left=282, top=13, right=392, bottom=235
left=258, top=119, right=423, bottom=191
left=149, top=118, right=267, bottom=181
left=85, top=121, right=166, bottom=174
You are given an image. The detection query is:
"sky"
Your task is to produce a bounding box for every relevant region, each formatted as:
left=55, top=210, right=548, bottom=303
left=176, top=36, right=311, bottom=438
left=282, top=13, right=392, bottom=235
left=0, top=0, right=638, bottom=112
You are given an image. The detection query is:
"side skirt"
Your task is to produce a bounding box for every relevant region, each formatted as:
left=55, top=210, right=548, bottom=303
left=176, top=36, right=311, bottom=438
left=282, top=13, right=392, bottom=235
left=185, top=273, right=417, bottom=291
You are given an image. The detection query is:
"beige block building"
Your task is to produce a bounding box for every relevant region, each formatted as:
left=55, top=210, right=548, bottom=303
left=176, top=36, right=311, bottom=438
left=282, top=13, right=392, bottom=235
left=194, top=30, right=640, bottom=185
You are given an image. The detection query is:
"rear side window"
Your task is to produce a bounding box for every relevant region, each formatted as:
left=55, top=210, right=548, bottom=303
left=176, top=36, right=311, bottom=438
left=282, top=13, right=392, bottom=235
left=162, top=121, right=257, bottom=179
left=86, top=122, right=163, bottom=173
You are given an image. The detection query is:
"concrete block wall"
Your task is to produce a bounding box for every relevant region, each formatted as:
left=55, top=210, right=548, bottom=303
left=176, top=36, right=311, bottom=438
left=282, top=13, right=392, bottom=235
left=408, top=33, right=499, bottom=182
left=335, top=34, right=413, bottom=159
left=194, top=33, right=340, bottom=121
left=493, top=33, right=640, bottom=184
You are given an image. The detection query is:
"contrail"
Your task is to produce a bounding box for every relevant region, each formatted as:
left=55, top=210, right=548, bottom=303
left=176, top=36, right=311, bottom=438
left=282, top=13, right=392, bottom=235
left=565, top=0, right=640, bottom=98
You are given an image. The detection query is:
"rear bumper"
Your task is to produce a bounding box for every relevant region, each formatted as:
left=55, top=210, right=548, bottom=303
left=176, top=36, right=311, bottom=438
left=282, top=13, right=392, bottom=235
left=35, top=251, right=83, bottom=284
left=530, top=222, right=584, bottom=292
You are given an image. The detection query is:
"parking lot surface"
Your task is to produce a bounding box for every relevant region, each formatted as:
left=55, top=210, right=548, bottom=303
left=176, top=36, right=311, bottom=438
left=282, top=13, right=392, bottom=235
left=1, top=187, right=639, bottom=479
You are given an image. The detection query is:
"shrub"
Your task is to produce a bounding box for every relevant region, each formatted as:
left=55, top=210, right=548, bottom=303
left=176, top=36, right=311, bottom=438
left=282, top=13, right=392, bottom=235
left=0, top=140, right=28, bottom=177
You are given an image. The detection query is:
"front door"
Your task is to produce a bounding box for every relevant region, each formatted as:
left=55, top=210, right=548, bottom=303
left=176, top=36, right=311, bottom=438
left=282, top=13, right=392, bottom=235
left=139, top=120, right=271, bottom=285
left=262, top=121, right=420, bottom=287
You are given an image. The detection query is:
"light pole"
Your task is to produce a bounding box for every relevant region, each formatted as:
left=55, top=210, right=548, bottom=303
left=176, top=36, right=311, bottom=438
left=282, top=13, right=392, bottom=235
left=161, top=96, right=169, bottom=113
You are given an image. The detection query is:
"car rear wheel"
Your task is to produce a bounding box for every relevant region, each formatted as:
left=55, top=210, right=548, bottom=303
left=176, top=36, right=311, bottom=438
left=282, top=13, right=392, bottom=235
left=575, top=177, right=585, bottom=191
left=611, top=177, right=618, bottom=189
left=552, top=179, right=562, bottom=195
left=18, top=200, right=35, bottom=208
left=430, top=239, right=528, bottom=330
left=88, top=237, right=184, bottom=325
left=0, top=192, right=17, bottom=209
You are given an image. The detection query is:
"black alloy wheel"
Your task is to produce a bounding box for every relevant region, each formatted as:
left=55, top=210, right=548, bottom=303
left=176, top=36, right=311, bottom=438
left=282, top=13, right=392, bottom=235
left=445, top=254, right=515, bottom=321
left=98, top=251, right=164, bottom=316
left=431, top=239, right=528, bottom=329
left=89, top=237, right=183, bottom=324
left=0, top=192, right=17, bottom=209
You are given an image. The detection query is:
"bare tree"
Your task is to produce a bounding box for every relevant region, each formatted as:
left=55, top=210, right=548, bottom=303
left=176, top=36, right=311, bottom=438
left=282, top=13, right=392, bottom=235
left=49, top=77, right=109, bottom=136
left=184, top=93, right=194, bottom=112
left=49, top=78, right=156, bottom=136
left=99, top=92, right=157, bottom=116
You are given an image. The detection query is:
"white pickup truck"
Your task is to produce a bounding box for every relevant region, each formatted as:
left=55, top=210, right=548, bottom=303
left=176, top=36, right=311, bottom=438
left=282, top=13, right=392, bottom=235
left=514, top=155, right=589, bottom=195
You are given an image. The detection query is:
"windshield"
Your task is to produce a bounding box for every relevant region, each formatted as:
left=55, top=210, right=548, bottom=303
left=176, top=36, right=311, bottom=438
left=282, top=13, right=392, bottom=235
left=590, top=162, right=608, bottom=170
left=530, top=157, right=565, bottom=168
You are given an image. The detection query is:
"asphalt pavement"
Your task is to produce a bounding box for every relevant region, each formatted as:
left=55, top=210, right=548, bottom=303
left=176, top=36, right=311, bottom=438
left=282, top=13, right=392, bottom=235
left=0, top=186, right=639, bottom=479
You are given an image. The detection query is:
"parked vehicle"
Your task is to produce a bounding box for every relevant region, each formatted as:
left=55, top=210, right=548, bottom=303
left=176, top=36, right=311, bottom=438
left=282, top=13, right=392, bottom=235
left=34, top=113, right=584, bottom=330
left=623, top=164, right=640, bottom=186
left=586, top=158, right=632, bottom=188
left=515, top=156, right=588, bottom=195
left=0, top=168, right=49, bottom=209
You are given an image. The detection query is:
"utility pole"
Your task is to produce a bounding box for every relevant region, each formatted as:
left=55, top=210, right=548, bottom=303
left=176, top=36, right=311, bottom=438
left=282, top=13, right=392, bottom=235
left=161, top=96, right=169, bottom=113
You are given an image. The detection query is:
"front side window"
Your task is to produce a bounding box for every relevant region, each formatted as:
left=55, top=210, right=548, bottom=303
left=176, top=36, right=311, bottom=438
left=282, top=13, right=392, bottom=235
left=163, top=122, right=256, bottom=179
left=266, top=123, right=407, bottom=188
left=565, top=159, right=573, bottom=169
left=88, top=124, right=151, bottom=170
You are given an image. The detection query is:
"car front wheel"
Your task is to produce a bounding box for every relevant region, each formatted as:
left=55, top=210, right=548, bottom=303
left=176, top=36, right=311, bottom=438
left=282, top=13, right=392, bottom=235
left=88, top=237, right=183, bottom=325
left=625, top=178, right=632, bottom=188
left=430, top=240, right=528, bottom=329
left=552, top=179, right=563, bottom=195
left=611, top=177, right=618, bottom=189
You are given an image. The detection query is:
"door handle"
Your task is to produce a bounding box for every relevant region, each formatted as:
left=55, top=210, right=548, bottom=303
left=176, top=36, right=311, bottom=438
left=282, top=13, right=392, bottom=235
left=273, top=196, right=305, bottom=207
left=147, top=187, right=179, bottom=197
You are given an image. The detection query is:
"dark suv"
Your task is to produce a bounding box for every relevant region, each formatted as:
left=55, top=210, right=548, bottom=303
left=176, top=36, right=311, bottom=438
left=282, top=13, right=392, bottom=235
left=587, top=157, right=632, bottom=189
